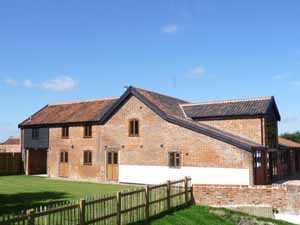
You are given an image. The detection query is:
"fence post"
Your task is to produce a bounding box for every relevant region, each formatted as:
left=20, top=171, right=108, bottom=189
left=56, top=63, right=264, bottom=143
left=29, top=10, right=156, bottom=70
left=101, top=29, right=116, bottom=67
left=145, top=185, right=150, bottom=222
left=26, top=209, right=35, bottom=225
left=184, top=177, right=189, bottom=205
left=167, top=180, right=171, bottom=211
left=79, top=199, right=86, bottom=225
left=116, top=191, right=121, bottom=225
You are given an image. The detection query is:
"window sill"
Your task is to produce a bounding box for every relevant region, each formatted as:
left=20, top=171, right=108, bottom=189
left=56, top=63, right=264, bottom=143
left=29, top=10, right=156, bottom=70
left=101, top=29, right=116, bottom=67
left=83, top=163, right=92, bottom=166
left=61, top=137, right=69, bottom=139
left=83, top=136, right=92, bottom=139
left=168, top=166, right=181, bottom=169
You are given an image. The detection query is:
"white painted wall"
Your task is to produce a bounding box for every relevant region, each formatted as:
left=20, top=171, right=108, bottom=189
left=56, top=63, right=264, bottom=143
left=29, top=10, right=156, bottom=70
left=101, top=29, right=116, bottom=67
left=275, top=213, right=300, bottom=225
left=119, top=165, right=250, bottom=185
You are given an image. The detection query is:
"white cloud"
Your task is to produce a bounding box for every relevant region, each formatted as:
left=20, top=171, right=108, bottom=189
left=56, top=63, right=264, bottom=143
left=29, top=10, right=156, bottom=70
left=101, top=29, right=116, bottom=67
left=161, top=24, right=178, bottom=34
left=23, top=79, right=34, bottom=88
left=4, top=79, right=17, bottom=86
left=23, top=76, right=77, bottom=92
left=41, top=76, right=76, bottom=91
left=187, top=65, right=206, bottom=79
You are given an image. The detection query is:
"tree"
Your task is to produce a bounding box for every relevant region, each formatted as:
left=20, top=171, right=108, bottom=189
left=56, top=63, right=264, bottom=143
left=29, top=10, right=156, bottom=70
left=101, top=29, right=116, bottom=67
left=281, top=131, right=300, bottom=143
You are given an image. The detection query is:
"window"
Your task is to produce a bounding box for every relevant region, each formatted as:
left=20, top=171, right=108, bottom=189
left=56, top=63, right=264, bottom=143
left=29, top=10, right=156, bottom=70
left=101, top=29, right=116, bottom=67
left=83, top=150, right=92, bottom=165
left=129, top=119, right=139, bottom=136
left=254, top=151, right=262, bottom=168
left=32, top=128, right=40, bottom=140
left=84, top=125, right=92, bottom=138
left=168, top=152, right=181, bottom=168
left=62, top=126, right=69, bottom=138
left=60, top=151, right=68, bottom=163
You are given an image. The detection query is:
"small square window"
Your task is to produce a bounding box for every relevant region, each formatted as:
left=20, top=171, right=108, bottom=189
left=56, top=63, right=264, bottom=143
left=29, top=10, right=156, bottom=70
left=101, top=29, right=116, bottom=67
left=62, top=126, right=69, bottom=139
left=32, top=128, right=40, bottom=140
left=168, top=152, right=181, bottom=168
left=84, top=125, right=92, bottom=138
left=83, top=150, right=92, bottom=165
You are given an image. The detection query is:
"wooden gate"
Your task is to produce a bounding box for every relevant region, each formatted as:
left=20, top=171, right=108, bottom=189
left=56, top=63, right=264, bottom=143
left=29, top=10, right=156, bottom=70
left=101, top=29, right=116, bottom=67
left=59, top=151, right=69, bottom=177
left=106, top=151, right=119, bottom=181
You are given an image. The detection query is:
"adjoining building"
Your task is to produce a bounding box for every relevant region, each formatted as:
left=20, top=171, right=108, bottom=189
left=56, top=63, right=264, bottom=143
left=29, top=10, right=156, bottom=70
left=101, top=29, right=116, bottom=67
left=0, top=137, right=21, bottom=153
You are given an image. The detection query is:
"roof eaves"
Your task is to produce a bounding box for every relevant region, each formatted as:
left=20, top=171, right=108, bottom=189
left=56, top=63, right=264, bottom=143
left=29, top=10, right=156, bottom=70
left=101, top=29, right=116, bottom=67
left=18, top=104, right=49, bottom=128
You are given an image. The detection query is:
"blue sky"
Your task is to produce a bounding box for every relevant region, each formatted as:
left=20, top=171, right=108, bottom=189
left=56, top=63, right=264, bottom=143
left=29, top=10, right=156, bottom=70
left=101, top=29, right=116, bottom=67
left=0, top=0, right=300, bottom=141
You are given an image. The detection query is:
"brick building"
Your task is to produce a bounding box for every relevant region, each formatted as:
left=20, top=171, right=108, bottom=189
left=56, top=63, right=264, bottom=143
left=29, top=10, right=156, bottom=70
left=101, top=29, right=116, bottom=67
left=0, top=137, right=20, bottom=153
left=19, top=86, right=300, bottom=185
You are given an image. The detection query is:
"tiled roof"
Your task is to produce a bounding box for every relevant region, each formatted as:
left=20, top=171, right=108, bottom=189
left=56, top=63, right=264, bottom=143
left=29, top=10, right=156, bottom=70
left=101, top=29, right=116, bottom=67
left=0, top=137, right=20, bottom=145
left=134, top=88, right=189, bottom=118
left=19, top=86, right=269, bottom=151
left=279, top=137, right=300, bottom=149
left=19, top=98, right=118, bottom=127
left=181, top=97, right=281, bottom=121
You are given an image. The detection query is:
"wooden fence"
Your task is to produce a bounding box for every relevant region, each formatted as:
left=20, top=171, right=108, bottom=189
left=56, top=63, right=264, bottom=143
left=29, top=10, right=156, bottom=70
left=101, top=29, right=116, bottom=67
left=0, top=177, right=192, bottom=225
left=0, top=153, right=22, bottom=175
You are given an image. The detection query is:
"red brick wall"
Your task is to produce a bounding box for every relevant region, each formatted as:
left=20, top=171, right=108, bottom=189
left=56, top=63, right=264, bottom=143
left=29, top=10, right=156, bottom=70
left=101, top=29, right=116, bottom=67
left=200, top=118, right=263, bottom=144
left=47, top=96, right=254, bottom=184
left=193, top=184, right=300, bottom=213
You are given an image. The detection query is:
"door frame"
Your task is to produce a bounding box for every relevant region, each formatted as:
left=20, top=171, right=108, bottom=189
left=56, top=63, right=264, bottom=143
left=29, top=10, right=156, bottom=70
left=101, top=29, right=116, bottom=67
left=105, top=150, right=119, bottom=181
left=59, top=150, right=69, bottom=178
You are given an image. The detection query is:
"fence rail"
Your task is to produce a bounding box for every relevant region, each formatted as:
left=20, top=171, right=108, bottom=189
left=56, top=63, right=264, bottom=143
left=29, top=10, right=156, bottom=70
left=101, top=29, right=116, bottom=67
left=0, top=177, right=192, bottom=225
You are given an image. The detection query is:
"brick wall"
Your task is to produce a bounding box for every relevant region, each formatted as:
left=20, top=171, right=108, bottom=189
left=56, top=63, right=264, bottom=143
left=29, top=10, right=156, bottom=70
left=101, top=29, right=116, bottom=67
left=47, top=96, right=254, bottom=184
left=0, top=144, right=21, bottom=153
left=200, top=118, right=263, bottom=145
left=48, top=125, right=105, bottom=181
left=103, top=96, right=252, bottom=168
left=193, top=184, right=300, bottom=213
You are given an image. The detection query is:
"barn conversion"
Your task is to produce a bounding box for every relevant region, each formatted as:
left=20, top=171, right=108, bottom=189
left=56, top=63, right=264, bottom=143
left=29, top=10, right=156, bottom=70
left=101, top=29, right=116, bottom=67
left=19, top=86, right=300, bottom=185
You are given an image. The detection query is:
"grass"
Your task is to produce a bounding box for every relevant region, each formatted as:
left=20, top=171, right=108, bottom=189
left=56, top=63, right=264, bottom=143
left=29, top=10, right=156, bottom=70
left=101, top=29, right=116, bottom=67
left=143, top=205, right=296, bottom=225
left=0, top=175, right=133, bottom=216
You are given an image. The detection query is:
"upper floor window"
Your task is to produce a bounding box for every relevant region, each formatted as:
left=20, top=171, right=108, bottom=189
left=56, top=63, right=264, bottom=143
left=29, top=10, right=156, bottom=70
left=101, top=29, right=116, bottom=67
left=84, top=125, right=92, bottom=138
left=32, top=128, right=40, bottom=140
left=83, top=150, right=92, bottom=165
left=129, top=119, right=139, bottom=137
left=168, top=152, right=181, bottom=168
left=62, top=126, right=69, bottom=139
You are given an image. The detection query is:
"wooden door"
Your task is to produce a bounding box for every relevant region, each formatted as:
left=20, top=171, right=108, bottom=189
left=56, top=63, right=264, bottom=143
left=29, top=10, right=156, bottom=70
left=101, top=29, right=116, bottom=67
left=106, top=151, right=119, bottom=181
left=59, top=151, right=69, bottom=177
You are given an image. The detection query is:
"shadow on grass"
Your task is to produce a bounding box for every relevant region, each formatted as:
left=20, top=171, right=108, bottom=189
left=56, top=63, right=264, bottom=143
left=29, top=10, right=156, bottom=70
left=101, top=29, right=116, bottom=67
left=130, top=204, right=192, bottom=225
left=0, top=191, right=70, bottom=216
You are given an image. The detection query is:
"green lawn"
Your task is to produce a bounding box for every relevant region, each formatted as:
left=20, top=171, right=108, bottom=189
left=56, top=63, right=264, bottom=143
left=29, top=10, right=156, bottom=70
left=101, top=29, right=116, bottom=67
left=0, top=175, right=133, bottom=216
left=145, top=205, right=295, bottom=225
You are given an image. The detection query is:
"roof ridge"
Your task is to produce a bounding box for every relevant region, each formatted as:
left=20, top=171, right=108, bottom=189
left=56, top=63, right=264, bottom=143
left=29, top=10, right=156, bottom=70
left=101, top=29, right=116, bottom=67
left=181, top=96, right=273, bottom=107
left=133, top=87, right=189, bottom=104
left=49, top=97, right=119, bottom=106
